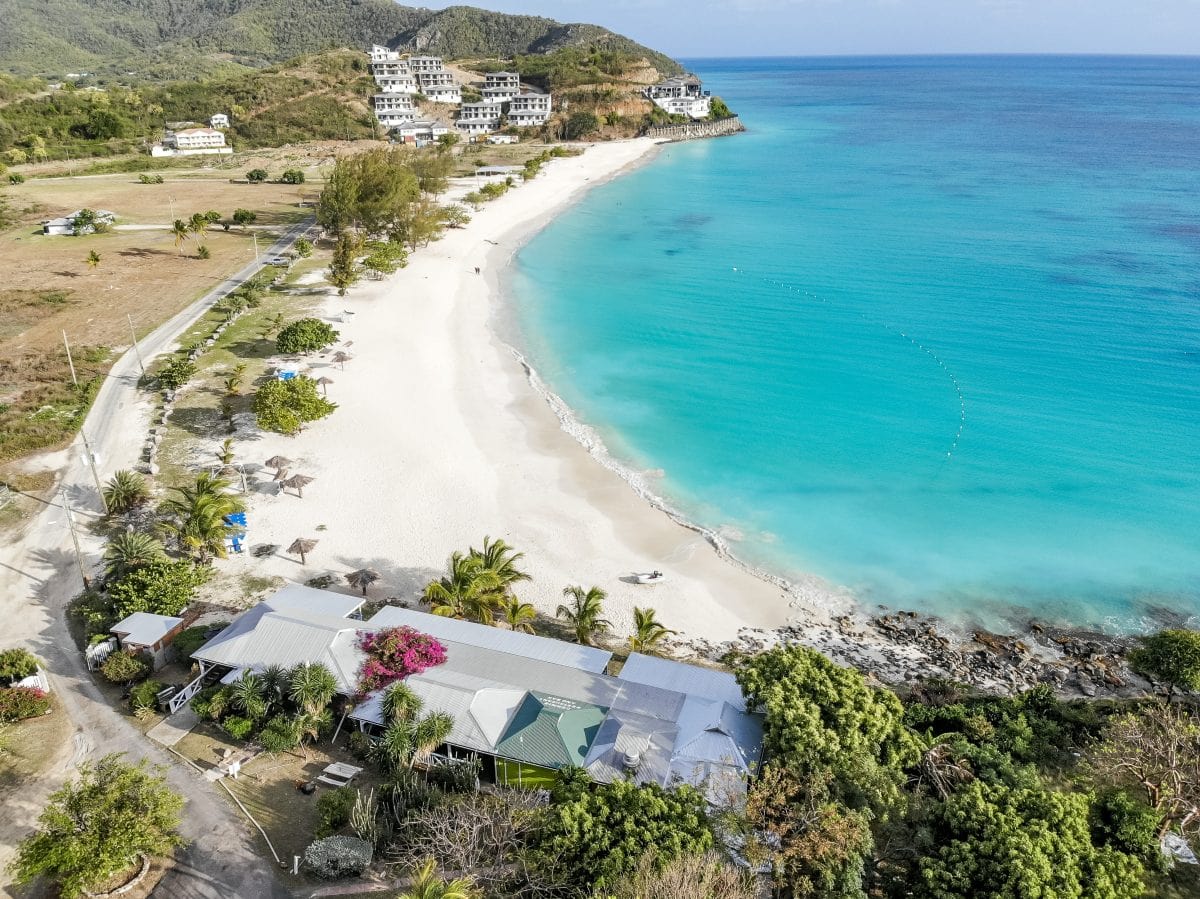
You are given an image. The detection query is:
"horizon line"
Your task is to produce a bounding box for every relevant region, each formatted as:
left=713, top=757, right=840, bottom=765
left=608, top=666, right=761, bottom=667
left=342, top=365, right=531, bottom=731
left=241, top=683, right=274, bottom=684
left=676, top=51, right=1200, bottom=60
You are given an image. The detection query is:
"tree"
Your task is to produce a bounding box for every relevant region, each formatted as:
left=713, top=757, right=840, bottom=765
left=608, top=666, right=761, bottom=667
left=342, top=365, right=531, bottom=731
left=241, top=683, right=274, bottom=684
left=103, top=532, right=168, bottom=580
left=230, top=672, right=268, bottom=721
left=423, top=551, right=503, bottom=623
left=563, top=111, right=599, bottom=140
left=100, top=650, right=148, bottom=684
left=102, top=469, right=149, bottom=513
left=232, top=208, right=256, bottom=229
left=361, top=240, right=408, bottom=279
left=188, top=212, right=208, bottom=239
left=470, top=536, right=529, bottom=596
left=441, top=205, right=470, bottom=229
left=253, top=376, right=337, bottom=436
left=9, top=754, right=184, bottom=897
left=737, top=645, right=920, bottom=813
left=204, top=210, right=222, bottom=224
left=85, top=249, right=101, bottom=269
left=157, top=356, right=196, bottom=389
left=603, top=852, right=757, bottom=899
left=71, top=207, right=97, bottom=236
left=708, top=97, right=733, bottom=119
left=289, top=661, right=338, bottom=717
left=276, top=318, right=340, bottom=354
left=1129, top=629, right=1200, bottom=698
left=913, top=781, right=1145, bottom=899
left=246, top=168, right=268, bottom=183
left=0, top=648, right=39, bottom=683
left=294, top=237, right=313, bottom=257
left=280, top=168, right=305, bottom=184
left=106, top=560, right=212, bottom=618
left=501, top=597, right=537, bottom=634
left=532, top=778, right=713, bottom=890
left=396, top=857, right=479, bottom=899
left=170, top=218, right=190, bottom=254
left=303, top=835, right=373, bottom=879
left=557, top=585, right=611, bottom=646
left=158, top=474, right=245, bottom=561
left=372, top=683, right=454, bottom=771
left=1088, top=702, right=1200, bottom=839
left=628, top=606, right=675, bottom=653
left=327, top=232, right=363, bottom=295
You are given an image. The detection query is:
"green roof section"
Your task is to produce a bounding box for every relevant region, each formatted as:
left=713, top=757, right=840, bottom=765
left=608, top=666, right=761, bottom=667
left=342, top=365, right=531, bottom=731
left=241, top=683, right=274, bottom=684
left=495, top=691, right=608, bottom=769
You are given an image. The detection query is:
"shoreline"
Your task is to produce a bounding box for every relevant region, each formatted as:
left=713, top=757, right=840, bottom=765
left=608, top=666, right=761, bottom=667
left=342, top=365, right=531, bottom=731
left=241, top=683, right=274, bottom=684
left=205, top=138, right=1149, bottom=699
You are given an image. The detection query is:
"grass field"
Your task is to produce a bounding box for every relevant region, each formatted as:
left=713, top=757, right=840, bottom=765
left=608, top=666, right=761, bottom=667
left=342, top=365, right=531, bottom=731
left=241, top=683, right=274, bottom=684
left=0, top=166, right=318, bottom=466
left=496, top=758, right=558, bottom=789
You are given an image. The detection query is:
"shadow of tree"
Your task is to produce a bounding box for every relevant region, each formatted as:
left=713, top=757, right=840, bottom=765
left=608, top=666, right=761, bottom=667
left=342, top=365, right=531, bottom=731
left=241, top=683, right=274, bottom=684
left=328, top=555, right=443, bottom=605
left=220, top=339, right=276, bottom=361
left=167, top=405, right=227, bottom=440
left=117, top=247, right=173, bottom=258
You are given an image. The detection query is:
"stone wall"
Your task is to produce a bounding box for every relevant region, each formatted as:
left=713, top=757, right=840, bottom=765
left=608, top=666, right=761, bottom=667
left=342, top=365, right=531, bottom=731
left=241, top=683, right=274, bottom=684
left=643, top=115, right=744, bottom=142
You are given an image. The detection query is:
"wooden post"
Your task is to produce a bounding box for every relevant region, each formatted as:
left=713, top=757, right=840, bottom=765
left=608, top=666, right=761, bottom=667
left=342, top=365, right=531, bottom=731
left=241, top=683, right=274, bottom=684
left=62, top=330, right=78, bottom=387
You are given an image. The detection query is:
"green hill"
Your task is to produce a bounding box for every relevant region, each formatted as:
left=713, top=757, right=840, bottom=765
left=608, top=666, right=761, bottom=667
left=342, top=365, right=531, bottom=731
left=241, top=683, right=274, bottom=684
left=0, top=0, right=681, bottom=81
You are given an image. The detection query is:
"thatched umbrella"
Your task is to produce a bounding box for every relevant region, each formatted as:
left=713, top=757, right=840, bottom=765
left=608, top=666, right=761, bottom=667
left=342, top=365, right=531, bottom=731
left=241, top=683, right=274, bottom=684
left=332, top=351, right=352, bottom=371
left=284, top=473, right=315, bottom=498
left=288, top=538, right=318, bottom=565
left=265, top=455, right=294, bottom=471
left=316, top=376, right=334, bottom=396
left=345, top=567, right=382, bottom=596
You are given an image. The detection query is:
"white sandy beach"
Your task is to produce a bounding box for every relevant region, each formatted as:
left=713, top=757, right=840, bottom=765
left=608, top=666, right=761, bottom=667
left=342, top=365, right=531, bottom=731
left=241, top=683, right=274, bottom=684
left=211, top=139, right=859, bottom=645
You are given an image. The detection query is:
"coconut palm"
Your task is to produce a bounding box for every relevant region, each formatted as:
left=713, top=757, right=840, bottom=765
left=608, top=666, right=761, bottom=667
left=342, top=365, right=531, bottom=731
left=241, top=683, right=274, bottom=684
left=557, top=585, right=611, bottom=646
left=381, top=682, right=422, bottom=723
left=289, top=661, right=338, bottom=717
left=468, top=536, right=530, bottom=595
left=423, top=551, right=502, bottom=622
left=188, top=212, right=209, bottom=239
left=217, top=438, right=236, bottom=465
left=501, top=597, right=537, bottom=634
left=103, top=531, right=168, bottom=580
left=102, top=469, right=150, bottom=514
left=397, top=858, right=479, bottom=899
left=628, top=606, right=676, bottom=654
left=159, top=474, right=245, bottom=561
left=293, top=708, right=333, bottom=759
left=170, top=218, right=190, bottom=254
left=373, top=684, right=454, bottom=771
left=230, top=672, right=268, bottom=720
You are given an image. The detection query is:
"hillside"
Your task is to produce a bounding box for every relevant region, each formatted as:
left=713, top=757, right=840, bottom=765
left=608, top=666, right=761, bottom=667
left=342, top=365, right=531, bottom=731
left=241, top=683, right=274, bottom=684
left=0, top=0, right=681, bottom=81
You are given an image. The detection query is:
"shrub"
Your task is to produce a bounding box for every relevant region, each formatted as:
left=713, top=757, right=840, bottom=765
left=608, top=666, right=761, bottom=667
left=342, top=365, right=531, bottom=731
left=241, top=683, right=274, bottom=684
left=276, top=318, right=339, bottom=355
left=315, top=787, right=357, bottom=838
left=232, top=208, right=257, bottom=228
left=347, top=730, right=373, bottom=760
left=253, top=376, right=336, bottom=436
left=303, top=835, right=373, bottom=879
left=197, top=244, right=211, bottom=260
left=259, top=715, right=300, bottom=753
left=174, top=623, right=226, bottom=661
left=246, top=169, right=268, bottom=183
left=158, top=356, right=197, bottom=390
left=294, top=237, right=313, bottom=257
left=128, top=679, right=162, bottom=714
left=356, top=627, right=447, bottom=694
left=222, top=715, right=254, bottom=741
left=189, top=685, right=221, bottom=719
left=107, top=560, right=211, bottom=619
left=426, top=757, right=480, bottom=794
left=1091, top=790, right=1166, bottom=872
left=9, top=172, right=25, bottom=184
left=0, top=686, right=51, bottom=721
left=280, top=169, right=305, bottom=184
left=0, top=647, right=39, bottom=683
left=100, top=650, right=149, bottom=684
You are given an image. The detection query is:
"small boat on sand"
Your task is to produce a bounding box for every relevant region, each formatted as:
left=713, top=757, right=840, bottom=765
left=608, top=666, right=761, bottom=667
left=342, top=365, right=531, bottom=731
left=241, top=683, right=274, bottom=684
left=634, top=570, right=666, bottom=585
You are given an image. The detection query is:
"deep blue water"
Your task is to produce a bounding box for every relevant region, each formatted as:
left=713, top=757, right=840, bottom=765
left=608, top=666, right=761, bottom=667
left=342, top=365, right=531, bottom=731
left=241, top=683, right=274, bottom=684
left=509, top=56, right=1200, bottom=632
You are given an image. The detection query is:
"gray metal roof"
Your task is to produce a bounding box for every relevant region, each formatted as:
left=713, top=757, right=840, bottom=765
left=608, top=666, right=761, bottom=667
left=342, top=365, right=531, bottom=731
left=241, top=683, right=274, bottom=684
left=367, top=606, right=612, bottom=672
left=618, top=653, right=747, bottom=711
left=111, top=612, right=183, bottom=647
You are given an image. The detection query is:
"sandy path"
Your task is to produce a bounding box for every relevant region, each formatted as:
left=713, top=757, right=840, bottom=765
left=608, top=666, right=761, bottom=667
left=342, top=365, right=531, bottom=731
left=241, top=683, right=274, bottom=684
left=220, top=140, right=844, bottom=643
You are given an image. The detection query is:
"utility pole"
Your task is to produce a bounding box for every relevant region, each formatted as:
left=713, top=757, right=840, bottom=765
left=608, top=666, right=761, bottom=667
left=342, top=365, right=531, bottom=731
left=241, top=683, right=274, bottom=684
left=127, top=314, right=145, bottom=375
left=252, top=232, right=259, bottom=260
left=79, top=431, right=107, bottom=512
left=168, top=194, right=176, bottom=222
left=60, top=488, right=90, bottom=590
left=62, top=329, right=78, bottom=387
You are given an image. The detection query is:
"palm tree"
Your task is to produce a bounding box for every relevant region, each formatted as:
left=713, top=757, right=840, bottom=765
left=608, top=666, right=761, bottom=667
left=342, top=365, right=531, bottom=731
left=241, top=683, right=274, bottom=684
left=469, top=536, right=530, bottom=595
left=373, top=684, right=454, bottom=771
left=557, top=585, right=611, bottom=646
left=381, top=682, right=422, bottom=723
left=260, top=664, right=289, bottom=708
left=170, top=218, right=190, bottom=255
left=293, top=708, right=333, bottom=760
left=423, top=551, right=502, bottom=622
left=289, top=662, right=338, bottom=717
left=218, top=438, right=236, bottom=465
left=102, top=469, right=150, bottom=514
left=188, top=212, right=209, bottom=239
left=501, top=597, right=537, bottom=634
left=628, top=606, right=676, bottom=654
left=159, top=474, right=245, bottom=561
left=103, top=531, right=168, bottom=580
left=397, top=858, right=479, bottom=899
left=230, top=672, right=268, bottom=720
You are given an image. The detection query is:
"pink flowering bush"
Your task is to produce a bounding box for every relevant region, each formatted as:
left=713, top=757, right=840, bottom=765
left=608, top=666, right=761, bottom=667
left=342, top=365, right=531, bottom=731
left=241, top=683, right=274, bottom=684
left=356, top=627, right=447, bottom=695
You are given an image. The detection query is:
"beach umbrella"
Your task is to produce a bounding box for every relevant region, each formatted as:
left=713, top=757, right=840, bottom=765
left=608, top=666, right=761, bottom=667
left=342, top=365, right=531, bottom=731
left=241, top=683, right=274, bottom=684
left=316, top=376, right=333, bottom=396
left=284, top=473, right=315, bottom=498
left=272, top=468, right=290, bottom=483
left=264, top=455, right=293, bottom=471
left=345, top=567, right=382, bottom=596
left=332, top=351, right=352, bottom=371
left=288, top=538, right=318, bottom=565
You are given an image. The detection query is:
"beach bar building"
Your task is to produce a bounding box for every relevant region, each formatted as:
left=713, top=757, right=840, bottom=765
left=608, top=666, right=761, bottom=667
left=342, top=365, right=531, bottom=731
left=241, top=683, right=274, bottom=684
left=183, top=585, right=763, bottom=795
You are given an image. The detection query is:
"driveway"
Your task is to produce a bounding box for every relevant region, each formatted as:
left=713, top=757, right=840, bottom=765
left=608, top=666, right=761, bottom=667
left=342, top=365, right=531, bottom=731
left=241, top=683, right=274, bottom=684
left=0, top=218, right=313, bottom=898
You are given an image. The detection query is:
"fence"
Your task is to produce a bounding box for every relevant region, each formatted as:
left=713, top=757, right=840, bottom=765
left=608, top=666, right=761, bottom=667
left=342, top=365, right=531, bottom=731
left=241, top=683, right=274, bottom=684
left=85, top=638, right=116, bottom=671
left=644, top=115, right=744, bottom=142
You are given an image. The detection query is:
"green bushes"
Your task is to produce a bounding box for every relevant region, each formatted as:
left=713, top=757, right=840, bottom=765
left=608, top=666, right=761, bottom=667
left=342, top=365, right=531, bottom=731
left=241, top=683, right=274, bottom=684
left=259, top=715, right=300, bottom=752
left=189, top=685, right=223, bottom=720
left=174, top=623, right=226, bottom=661
left=303, top=835, right=373, bottom=879
left=99, top=650, right=149, bottom=684
left=246, top=168, right=268, bottom=183
left=106, top=560, right=212, bottom=619
left=128, top=679, right=163, bottom=715
left=279, top=169, right=305, bottom=184
left=157, top=356, right=197, bottom=390
left=315, top=787, right=358, bottom=837
left=0, top=648, right=39, bottom=682
left=276, top=318, right=339, bottom=355
left=253, top=376, right=336, bottom=436
left=0, top=686, right=51, bottom=721
left=222, top=715, right=255, bottom=740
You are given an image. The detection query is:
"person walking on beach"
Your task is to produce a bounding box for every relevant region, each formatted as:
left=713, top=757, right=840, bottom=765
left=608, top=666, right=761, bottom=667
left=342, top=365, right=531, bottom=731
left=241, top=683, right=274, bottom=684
left=474, top=266, right=481, bottom=274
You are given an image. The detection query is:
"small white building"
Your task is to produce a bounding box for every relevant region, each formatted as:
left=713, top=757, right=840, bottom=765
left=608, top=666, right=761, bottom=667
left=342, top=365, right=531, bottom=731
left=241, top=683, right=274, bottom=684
left=370, top=44, right=400, bottom=63
left=110, top=612, right=186, bottom=671
left=210, top=112, right=229, bottom=128
left=645, top=74, right=712, bottom=120
left=153, top=127, right=232, bottom=157
left=408, top=55, right=444, bottom=75
left=43, top=208, right=116, bottom=236
left=418, top=70, right=461, bottom=104
left=508, top=91, right=552, bottom=127
left=376, top=74, right=419, bottom=94
left=393, top=119, right=451, bottom=145
left=486, top=133, right=519, bottom=145
left=374, top=93, right=417, bottom=127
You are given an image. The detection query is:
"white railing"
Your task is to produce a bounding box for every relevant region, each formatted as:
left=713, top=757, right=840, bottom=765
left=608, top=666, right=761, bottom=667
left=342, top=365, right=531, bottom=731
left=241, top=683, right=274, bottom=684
left=15, top=666, right=50, bottom=692
left=85, top=638, right=116, bottom=671
left=168, top=671, right=206, bottom=714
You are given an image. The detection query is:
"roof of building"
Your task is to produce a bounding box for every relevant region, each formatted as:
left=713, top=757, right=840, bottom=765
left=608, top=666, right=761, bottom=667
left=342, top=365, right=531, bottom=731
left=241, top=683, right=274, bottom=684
left=475, top=165, right=524, bottom=176
left=495, top=691, right=608, bottom=768
left=618, top=653, right=747, bottom=711
left=368, top=606, right=611, bottom=672
left=110, top=612, right=184, bottom=646
left=175, top=127, right=223, bottom=136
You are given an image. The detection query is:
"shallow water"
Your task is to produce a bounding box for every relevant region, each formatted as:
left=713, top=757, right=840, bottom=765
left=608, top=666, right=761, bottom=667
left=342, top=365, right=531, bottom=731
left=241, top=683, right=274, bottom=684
left=510, top=56, right=1200, bottom=633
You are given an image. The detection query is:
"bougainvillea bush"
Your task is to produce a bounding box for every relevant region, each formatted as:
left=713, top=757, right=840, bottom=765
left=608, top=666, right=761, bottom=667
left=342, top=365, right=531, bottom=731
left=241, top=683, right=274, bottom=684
left=356, top=627, right=446, bottom=695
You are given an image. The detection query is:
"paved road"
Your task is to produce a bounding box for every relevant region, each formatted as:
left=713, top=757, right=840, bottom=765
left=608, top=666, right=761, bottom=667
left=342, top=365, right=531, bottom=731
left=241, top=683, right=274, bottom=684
left=0, top=219, right=313, bottom=898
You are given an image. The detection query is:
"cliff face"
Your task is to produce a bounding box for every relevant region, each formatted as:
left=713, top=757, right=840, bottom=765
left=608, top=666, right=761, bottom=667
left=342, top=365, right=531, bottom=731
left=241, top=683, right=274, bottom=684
left=0, top=0, right=682, bottom=81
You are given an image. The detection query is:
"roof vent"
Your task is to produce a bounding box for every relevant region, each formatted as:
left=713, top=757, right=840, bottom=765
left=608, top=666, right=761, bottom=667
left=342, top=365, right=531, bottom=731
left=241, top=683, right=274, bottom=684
left=622, top=749, right=642, bottom=772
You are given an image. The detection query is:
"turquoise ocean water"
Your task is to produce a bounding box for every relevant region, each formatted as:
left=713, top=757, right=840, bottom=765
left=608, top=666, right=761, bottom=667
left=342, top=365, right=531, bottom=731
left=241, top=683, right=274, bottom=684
left=508, top=57, right=1200, bottom=633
